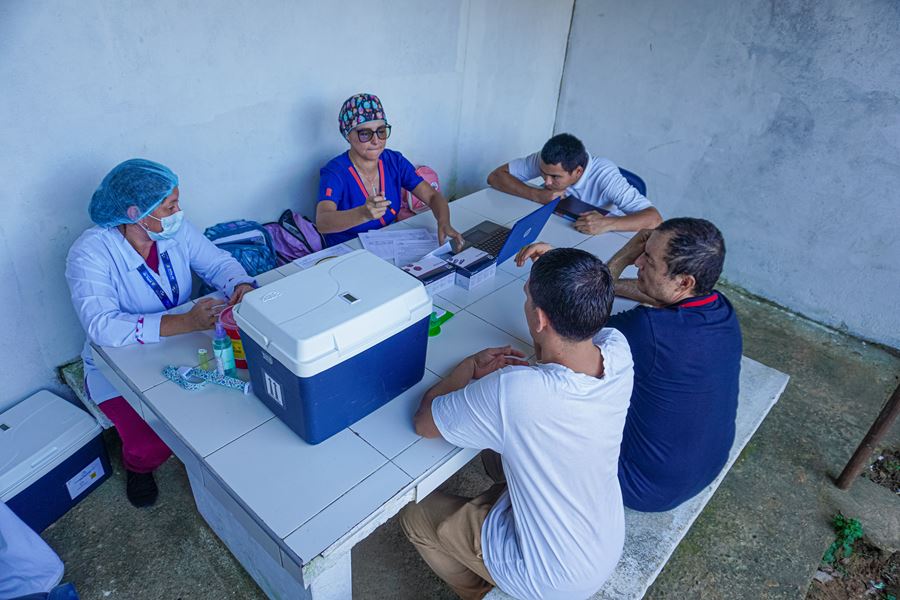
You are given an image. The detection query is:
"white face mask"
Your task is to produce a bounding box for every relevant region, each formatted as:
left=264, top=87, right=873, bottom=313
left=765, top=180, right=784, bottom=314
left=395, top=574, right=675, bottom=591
left=141, top=210, right=184, bottom=241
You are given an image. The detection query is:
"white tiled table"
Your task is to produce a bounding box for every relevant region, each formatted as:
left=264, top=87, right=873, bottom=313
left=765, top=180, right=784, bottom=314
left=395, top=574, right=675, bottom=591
left=91, top=187, right=639, bottom=599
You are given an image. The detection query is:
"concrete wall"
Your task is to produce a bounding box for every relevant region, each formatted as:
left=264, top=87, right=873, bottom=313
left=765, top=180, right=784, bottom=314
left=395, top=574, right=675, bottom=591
left=0, top=0, right=572, bottom=412
left=556, top=0, right=900, bottom=348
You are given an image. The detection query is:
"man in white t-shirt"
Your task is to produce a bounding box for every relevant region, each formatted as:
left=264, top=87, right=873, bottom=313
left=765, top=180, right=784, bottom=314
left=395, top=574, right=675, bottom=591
left=401, top=248, right=634, bottom=600
left=487, top=133, right=662, bottom=234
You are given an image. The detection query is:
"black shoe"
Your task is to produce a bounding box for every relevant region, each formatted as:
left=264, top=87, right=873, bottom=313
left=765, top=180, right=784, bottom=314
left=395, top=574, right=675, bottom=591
left=126, top=469, right=158, bottom=507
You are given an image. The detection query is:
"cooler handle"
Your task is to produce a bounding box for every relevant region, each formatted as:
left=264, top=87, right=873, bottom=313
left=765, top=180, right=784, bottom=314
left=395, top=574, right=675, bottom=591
left=30, top=446, right=59, bottom=469
left=237, top=319, right=269, bottom=348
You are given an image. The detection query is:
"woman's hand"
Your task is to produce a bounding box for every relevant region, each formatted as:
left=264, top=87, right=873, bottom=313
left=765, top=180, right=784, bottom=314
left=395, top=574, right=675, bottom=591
left=359, top=194, right=390, bottom=221
left=229, top=283, right=255, bottom=306
left=515, top=242, right=553, bottom=267
left=471, top=346, right=529, bottom=379
left=437, top=220, right=465, bottom=249
left=185, top=298, right=220, bottom=332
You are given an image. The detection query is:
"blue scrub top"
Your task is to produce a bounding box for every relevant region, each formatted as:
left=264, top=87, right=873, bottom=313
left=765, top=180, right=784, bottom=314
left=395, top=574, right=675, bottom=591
left=318, top=149, right=424, bottom=246
left=609, top=291, right=743, bottom=512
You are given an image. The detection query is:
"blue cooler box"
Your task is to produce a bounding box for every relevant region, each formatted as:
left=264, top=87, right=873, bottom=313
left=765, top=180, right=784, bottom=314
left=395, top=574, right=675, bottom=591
left=234, top=249, right=433, bottom=444
left=0, top=391, right=111, bottom=532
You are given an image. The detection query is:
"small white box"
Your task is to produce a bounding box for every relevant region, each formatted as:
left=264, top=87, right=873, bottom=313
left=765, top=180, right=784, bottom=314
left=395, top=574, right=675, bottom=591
left=401, top=254, right=456, bottom=297
left=424, top=267, right=456, bottom=296
left=455, top=256, right=497, bottom=290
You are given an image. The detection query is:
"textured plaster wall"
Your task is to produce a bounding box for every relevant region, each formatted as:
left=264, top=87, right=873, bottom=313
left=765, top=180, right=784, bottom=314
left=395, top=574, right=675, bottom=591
left=0, top=0, right=572, bottom=412
left=557, top=0, right=900, bottom=348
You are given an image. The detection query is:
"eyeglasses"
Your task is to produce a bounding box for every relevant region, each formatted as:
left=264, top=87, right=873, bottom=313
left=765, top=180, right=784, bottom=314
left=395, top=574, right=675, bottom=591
left=355, top=124, right=392, bottom=143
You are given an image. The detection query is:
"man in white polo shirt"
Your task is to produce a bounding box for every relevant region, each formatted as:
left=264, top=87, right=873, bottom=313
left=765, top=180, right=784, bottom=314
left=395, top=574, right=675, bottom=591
left=401, top=248, right=634, bottom=600
left=487, top=133, right=662, bottom=234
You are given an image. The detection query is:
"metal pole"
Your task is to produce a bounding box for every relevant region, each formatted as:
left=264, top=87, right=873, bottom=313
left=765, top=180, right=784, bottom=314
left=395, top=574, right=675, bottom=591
left=835, top=383, right=900, bottom=490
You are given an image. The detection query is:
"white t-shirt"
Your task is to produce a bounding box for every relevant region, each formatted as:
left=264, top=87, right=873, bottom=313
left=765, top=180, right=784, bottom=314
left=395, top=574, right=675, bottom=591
left=432, top=329, right=634, bottom=600
left=508, top=152, right=652, bottom=216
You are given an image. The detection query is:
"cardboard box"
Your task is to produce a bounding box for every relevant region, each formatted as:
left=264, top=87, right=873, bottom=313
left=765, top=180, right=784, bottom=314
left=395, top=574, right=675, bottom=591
left=401, top=255, right=456, bottom=296
left=454, top=254, right=497, bottom=290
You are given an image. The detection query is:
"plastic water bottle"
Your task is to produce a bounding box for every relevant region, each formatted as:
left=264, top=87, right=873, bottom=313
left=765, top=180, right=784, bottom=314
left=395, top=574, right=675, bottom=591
left=213, top=322, right=237, bottom=377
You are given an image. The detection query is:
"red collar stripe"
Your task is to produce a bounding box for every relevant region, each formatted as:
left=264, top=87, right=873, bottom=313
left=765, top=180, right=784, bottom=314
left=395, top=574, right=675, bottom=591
left=680, top=292, right=719, bottom=308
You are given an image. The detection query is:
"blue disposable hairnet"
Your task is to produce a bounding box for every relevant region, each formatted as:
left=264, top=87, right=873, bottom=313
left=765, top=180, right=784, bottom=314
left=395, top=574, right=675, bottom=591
left=88, top=159, right=179, bottom=227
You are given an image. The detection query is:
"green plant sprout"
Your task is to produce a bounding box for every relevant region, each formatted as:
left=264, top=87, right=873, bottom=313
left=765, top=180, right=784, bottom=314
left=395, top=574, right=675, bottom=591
left=822, top=512, right=864, bottom=565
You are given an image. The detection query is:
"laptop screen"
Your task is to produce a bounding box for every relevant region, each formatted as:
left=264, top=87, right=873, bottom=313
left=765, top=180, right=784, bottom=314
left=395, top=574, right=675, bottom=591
left=494, top=198, right=561, bottom=265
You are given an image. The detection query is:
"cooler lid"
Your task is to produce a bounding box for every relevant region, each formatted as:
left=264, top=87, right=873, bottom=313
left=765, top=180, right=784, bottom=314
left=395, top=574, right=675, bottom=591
left=235, top=250, right=432, bottom=377
left=0, top=390, right=101, bottom=501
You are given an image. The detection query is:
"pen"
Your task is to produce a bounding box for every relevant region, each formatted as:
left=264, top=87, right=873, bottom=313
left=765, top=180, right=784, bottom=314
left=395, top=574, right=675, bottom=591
left=372, top=182, right=397, bottom=218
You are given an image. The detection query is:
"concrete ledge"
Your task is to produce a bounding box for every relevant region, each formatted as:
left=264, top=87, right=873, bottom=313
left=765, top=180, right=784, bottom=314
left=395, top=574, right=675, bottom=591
left=60, top=359, right=113, bottom=429
left=486, top=356, right=790, bottom=600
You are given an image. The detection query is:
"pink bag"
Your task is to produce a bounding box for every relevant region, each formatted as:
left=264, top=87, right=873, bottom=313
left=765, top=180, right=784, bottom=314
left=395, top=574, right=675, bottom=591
left=399, top=166, right=440, bottom=219
left=263, top=209, right=326, bottom=265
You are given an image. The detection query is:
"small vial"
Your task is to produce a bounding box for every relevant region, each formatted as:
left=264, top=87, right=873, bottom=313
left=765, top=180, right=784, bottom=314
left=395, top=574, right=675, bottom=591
left=198, top=348, right=210, bottom=371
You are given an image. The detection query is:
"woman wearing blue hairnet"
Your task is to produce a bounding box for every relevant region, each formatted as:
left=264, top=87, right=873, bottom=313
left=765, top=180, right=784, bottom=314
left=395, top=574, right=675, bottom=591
left=65, top=159, right=256, bottom=507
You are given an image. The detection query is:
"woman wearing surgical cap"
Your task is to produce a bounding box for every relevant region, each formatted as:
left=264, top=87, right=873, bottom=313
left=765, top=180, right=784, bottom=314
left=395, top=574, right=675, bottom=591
left=65, top=159, right=256, bottom=507
left=315, top=93, right=464, bottom=247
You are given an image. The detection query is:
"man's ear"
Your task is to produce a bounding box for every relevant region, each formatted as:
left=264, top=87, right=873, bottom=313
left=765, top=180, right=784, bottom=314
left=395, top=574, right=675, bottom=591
left=676, top=273, right=696, bottom=294
left=572, top=165, right=585, bottom=179
left=535, top=306, right=551, bottom=334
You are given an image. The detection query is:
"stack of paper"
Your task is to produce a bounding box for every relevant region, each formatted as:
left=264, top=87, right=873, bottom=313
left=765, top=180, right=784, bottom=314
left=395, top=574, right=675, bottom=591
left=358, top=228, right=445, bottom=266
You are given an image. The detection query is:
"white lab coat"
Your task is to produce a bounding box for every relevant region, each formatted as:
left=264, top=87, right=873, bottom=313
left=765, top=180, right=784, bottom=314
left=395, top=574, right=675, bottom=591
left=66, top=220, right=255, bottom=403
left=0, top=502, right=64, bottom=597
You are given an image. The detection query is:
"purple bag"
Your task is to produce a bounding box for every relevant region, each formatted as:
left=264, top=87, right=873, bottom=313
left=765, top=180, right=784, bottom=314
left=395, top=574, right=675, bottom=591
left=263, top=210, right=326, bottom=265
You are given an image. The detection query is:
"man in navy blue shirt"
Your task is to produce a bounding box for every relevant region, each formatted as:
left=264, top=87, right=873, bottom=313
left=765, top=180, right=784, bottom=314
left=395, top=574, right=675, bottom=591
left=604, top=218, right=742, bottom=511
left=516, top=217, right=742, bottom=512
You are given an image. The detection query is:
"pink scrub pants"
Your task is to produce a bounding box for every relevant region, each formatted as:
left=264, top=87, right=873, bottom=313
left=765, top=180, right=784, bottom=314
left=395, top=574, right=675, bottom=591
left=99, top=396, right=171, bottom=473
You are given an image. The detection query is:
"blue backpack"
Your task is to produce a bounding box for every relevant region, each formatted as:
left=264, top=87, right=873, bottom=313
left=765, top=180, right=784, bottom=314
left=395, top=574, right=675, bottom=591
left=203, top=219, right=277, bottom=277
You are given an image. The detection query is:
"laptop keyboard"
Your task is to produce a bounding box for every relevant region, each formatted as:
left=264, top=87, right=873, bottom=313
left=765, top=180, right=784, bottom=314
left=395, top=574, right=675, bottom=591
left=476, top=229, right=510, bottom=257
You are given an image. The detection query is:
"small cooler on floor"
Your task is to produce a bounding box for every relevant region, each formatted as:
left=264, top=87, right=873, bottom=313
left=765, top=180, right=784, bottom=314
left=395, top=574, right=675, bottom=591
left=0, top=390, right=111, bottom=532
left=235, top=249, right=433, bottom=444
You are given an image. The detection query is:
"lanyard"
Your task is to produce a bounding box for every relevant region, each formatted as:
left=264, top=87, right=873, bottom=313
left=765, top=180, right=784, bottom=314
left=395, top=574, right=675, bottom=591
left=137, top=251, right=179, bottom=310
left=348, top=159, right=397, bottom=226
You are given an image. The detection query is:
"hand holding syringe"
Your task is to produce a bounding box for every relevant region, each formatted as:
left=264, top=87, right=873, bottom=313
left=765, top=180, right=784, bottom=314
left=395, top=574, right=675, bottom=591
left=360, top=182, right=396, bottom=221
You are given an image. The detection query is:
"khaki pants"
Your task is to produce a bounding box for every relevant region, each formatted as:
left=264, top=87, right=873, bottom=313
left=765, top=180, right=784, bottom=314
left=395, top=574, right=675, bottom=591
left=399, top=451, right=507, bottom=600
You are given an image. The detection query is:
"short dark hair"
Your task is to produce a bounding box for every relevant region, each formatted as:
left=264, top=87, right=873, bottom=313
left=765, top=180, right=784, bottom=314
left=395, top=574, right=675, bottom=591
left=528, top=248, right=614, bottom=342
left=656, top=218, right=726, bottom=295
left=540, top=133, right=588, bottom=173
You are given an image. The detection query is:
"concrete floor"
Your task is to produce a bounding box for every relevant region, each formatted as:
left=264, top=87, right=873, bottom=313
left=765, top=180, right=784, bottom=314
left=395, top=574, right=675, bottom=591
left=40, top=283, right=900, bottom=599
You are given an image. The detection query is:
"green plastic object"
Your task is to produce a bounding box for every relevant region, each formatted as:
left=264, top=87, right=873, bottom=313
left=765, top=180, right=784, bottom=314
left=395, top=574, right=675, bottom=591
left=428, top=309, right=454, bottom=337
